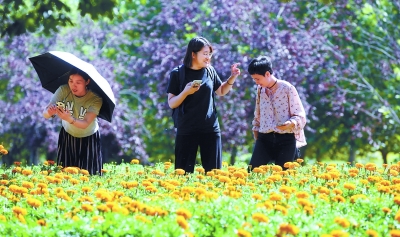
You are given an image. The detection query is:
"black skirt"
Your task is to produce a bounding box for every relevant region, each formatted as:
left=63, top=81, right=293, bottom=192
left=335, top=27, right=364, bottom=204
left=57, top=127, right=103, bottom=175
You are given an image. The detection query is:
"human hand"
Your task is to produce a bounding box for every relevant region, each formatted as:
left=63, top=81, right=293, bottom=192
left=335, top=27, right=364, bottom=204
left=231, top=63, right=241, bottom=77
left=253, top=130, right=258, bottom=140
left=46, top=104, right=58, bottom=117
left=277, top=121, right=294, bottom=130
left=55, top=106, right=71, bottom=121
left=183, top=82, right=200, bottom=95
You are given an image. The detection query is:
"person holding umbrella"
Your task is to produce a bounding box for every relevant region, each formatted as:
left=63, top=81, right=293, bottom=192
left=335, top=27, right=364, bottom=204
left=43, top=67, right=103, bottom=175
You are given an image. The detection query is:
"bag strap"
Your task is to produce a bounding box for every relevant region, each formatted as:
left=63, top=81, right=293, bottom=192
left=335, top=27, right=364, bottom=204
left=205, top=66, right=217, bottom=114
left=178, top=64, right=185, bottom=91
left=256, top=86, right=261, bottom=119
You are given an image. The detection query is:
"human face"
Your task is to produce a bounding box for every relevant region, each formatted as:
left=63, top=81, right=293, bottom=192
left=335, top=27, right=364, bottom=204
left=68, top=74, right=89, bottom=96
left=251, top=71, right=272, bottom=88
left=191, top=46, right=212, bottom=69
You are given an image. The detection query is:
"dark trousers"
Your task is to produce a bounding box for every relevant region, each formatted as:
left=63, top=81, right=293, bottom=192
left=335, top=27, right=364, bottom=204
left=249, top=132, right=296, bottom=169
left=57, top=127, right=103, bottom=175
left=175, top=132, right=222, bottom=173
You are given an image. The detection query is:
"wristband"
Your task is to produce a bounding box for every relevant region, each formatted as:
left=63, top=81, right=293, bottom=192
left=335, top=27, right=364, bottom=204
left=70, top=117, right=76, bottom=124
left=227, top=81, right=234, bottom=85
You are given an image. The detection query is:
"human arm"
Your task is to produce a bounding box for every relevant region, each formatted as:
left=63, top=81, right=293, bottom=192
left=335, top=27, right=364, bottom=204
left=168, top=82, right=200, bottom=109
left=252, top=86, right=261, bottom=140
left=55, top=107, right=98, bottom=129
left=215, top=63, right=240, bottom=96
left=276, top=85, right=306, bottom=131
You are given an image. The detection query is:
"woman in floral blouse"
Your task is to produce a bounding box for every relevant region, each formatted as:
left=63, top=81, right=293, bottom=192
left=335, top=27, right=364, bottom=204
left=247, top=56, right=306, bottom=169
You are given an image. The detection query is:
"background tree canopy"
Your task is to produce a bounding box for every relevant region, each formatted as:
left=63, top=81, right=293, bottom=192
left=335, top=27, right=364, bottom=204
left=0, top=0, right=399, bottom=166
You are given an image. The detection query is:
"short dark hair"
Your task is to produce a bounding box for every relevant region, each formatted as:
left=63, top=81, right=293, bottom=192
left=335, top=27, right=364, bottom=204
left=247, top=56, right=274, bottom=76
left=69, top=67, right=90, bottom=82
left=183, top=37, right=213, bottom=68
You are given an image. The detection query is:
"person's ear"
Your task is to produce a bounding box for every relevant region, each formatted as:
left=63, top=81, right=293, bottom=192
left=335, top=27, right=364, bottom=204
left=265, top=71, right=270, bottom=78
left=86, top=79, right=90, bottom=85
left=192, top=52, right=196, bottom=58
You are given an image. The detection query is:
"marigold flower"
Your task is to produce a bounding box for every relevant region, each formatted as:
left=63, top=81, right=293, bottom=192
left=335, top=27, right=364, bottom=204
left=252, top=193, right=263, bottom=200
left=27, top=198, right=42, bottom=208
left=334, top=217, right=350, bottom=228
left=37, top=219, right=46, bottom=226
left=390, top=229, right=400, bottom=237
left=272, top=165, right=283, bottom=172
left=21, top=169, right=33, bottom=176
left=237, top=229, right=252, bottom=237
left=82, top=203, right=94, bottom=212
left=0, top=215, right=6, bottom=221
left=274, top=205, right=288, bottom=215
left=130, top=159, right=140, bottom=164
left=12, top=206, right=27, bottom=216
left=252, top=213, right=269, bottom=223
left=176, top=215, right=189, bottom=229
left=175, top=208, right=192, bottom=220
left=295, top=191, right=309, bottom=199
left=278, top=223, right=300, bottom=235
left=175, top=169, right=186, bottom=175
left=343, top=183, right=356, bottom=190
left=366, top=229, right=378, bottom=237
left=269, top=193, right=282, bottom=202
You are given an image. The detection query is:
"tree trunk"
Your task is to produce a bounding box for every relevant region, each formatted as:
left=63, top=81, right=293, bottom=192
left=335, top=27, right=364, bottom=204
left=380, top=150, right=388, bottom=164
left=230, top=146, right=237, bottom=165
left=348, top=146, right=356, bottom=165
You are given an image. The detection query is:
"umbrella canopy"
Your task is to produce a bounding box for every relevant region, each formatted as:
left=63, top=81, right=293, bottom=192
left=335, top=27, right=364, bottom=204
left=29, top=51, right=115, bottom=122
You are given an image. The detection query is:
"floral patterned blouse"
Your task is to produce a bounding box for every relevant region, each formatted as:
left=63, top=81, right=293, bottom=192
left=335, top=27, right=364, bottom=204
left=252, top=79, right=307, bottom=148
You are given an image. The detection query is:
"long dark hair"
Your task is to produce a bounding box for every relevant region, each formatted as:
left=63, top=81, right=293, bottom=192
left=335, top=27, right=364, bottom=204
left=183, top=37, right=213, bottom=68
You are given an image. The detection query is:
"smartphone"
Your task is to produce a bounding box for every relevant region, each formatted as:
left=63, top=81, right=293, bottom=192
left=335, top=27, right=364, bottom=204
left=192, top=80, right=202, bottom=87
left=56, top=101, right=65, bottom=110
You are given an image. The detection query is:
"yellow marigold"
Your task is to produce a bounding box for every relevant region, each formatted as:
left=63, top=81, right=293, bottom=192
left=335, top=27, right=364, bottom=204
left=37, top=219, right=46, bottom=226
left=21, top=169, right=33, bottom=176
left=268, top=175, right=282, bottom=182
left=194, top=167, right=205, bottom=173
left=252, top=193, right=263, bottom=201
left=297, top=198, right=312, bottom=207
left=274, top=205, right=288, bottom=215
left=252, top=213, right=269, bottom=223
left=366, top=229, right=378, bottom=237
left=80, top=169, right=89, bottom=176
left=272, top=165, right=283, bottom=172
left=12, top=206, right=27, bottom=216
left=334, top=217, right=350, bottom=228
left=382, top=207, right=391, bottom=214
left=332, top=195, right=346, bottom=203
left=92, top=216, right=104, bottom=223
left=27, top=198, right=42, bottom=208
left=390, top=170, right=399, bottom=176
left=390, top=230, right=400, bottom=237
left=278, top=223, right=300, bottom=235
left=233, top=171, right=245, bottom=179
left=295, top=191, right=309, bottom=199
left=176, top=208, right=192, bottom=220
left=69, top=178, right=80, bottom=185
left=97, top=204, right=110, bottom=212
left=269, top=193, right=283, bottom=202
left=176, top=215, right=189, bottom=230
left=22, top=181, right=34, bottom=189
left=0, top=215, right=6, bottom=221
left=296, top=159, right=304, bottom=164
left=222, top=161, right=228, bottom=167
left=355, top=163, right=364, bottom=168
left=0, top=149, right=8, bottom=155
left=64, top=167, right=79, bottom=174
left=343, top=183, right=356, bottom=190
left=218, top=176, right=231, bottom=183
left=130, top=159, right=140, bottom=164
left=330, top=230, right=349, bottom=237
left=365, top=163, right=376, bottom=171
left=237, top=229, right=251, bottom=237
left=82, top=203, right=94, bottom=212
left=252, top=167, right=263, bottom=173
left=175, top=169, right=186, bottom=175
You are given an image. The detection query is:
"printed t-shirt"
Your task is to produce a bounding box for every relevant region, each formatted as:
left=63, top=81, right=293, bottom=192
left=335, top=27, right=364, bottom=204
left=50, top=84, right=103, bottom=138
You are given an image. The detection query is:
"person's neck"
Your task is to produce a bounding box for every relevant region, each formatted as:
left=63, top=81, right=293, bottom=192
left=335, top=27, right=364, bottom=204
left=267, top=76, right=278, bottom=89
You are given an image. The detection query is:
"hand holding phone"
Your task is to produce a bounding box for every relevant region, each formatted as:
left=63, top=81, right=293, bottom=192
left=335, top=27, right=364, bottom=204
left=56, top=102, right=65, bottom=110
left=192, top=80, right=202, bottom=87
